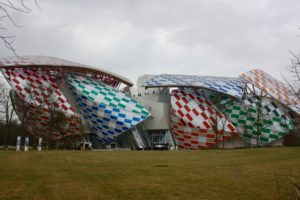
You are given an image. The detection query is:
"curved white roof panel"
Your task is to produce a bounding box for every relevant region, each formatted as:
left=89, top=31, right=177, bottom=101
left=143, top=74, right=246, bottom=98
left=0, top=55, right=133, bottom=86
left=240, top=69, right=300, bottom=114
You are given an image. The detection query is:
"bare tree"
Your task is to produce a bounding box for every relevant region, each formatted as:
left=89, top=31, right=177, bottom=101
left=243, top=86, right=273, bottom=147
left=282, top=52, right=300, bottom=145
left=44, top=95, right=70, bottom=149
left=10, top=89, right=39, bottom=147
left=0, top=0, right=39, bottom=54
left=283, top=52, right=300, bottom=99
left=0, top=87, right=15, bottom=148
left=201, top=90, right=236, bottom=149
left=252, top=93, right=265, bottom=147
left=9, top=72, right=75, bottom=149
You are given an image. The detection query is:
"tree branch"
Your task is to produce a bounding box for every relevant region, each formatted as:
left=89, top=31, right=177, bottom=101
left=0, top=0, right=39, bottom=54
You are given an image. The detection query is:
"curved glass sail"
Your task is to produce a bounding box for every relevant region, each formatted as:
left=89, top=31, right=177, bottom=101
left=65, top=73, right=151, bottom=143
left=170, top=89, right=237, bottom=149
left=144, top=74, right=246, bottom=98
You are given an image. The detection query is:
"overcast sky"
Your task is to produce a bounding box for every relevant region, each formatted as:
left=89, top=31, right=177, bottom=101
left=1, top=0, right=300, bottom=85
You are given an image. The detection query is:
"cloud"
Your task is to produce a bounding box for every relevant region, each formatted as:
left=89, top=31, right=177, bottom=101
left=1, top=0, right=300, bottom=84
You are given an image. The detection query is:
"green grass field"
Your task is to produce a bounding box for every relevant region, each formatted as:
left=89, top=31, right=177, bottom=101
left=0, top=148, right=300, bottom=200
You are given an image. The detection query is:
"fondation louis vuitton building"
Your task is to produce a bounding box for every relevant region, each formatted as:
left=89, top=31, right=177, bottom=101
left=0, top=56, right=151, bottom=148
left=0, top=55, right=299, bottom=149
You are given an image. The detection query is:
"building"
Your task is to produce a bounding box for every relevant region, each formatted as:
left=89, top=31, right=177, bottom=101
left=133, top=71, right=298, bottom=149
left=0, top=55, right=299, bottom=150
left=0, top=55, right=151, bottom=149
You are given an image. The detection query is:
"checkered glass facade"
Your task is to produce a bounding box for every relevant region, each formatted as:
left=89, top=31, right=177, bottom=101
left=65, top=73, right=151, bottom=143
left=207, top=93, right=294, bottom=145
left=6, top=68, right=80, bottom=139
left=170, top=89, right=238, bottom=149
left=240, top=69, right=300, bottom=115
left=2, top=67, right=150, bottom=143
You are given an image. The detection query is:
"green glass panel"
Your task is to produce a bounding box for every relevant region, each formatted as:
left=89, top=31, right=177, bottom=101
left=231, top=114, right=239, bottom=119
left=83, top=90, right=89, bottom=95
left=118, top=103, right=126, bottom=109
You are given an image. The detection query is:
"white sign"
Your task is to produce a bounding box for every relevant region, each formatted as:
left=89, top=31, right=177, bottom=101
left=37, top=137, right=42, bottom=151
left=24, top=137, right=29, bottom=151
left=16, top=136, right=21, bottom=151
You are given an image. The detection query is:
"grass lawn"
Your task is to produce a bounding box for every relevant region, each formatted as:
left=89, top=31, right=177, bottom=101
left=0, top=147, right=300, bottom=200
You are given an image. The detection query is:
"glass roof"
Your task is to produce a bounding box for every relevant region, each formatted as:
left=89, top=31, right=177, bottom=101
left=143, top=74, right=246, bottom=98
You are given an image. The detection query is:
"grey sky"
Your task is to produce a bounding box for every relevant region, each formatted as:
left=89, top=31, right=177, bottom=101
left=1, top=0, right=300, bottom=85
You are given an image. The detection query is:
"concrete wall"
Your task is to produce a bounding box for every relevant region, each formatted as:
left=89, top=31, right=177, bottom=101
left=132, top=75, right=171, bottom=130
